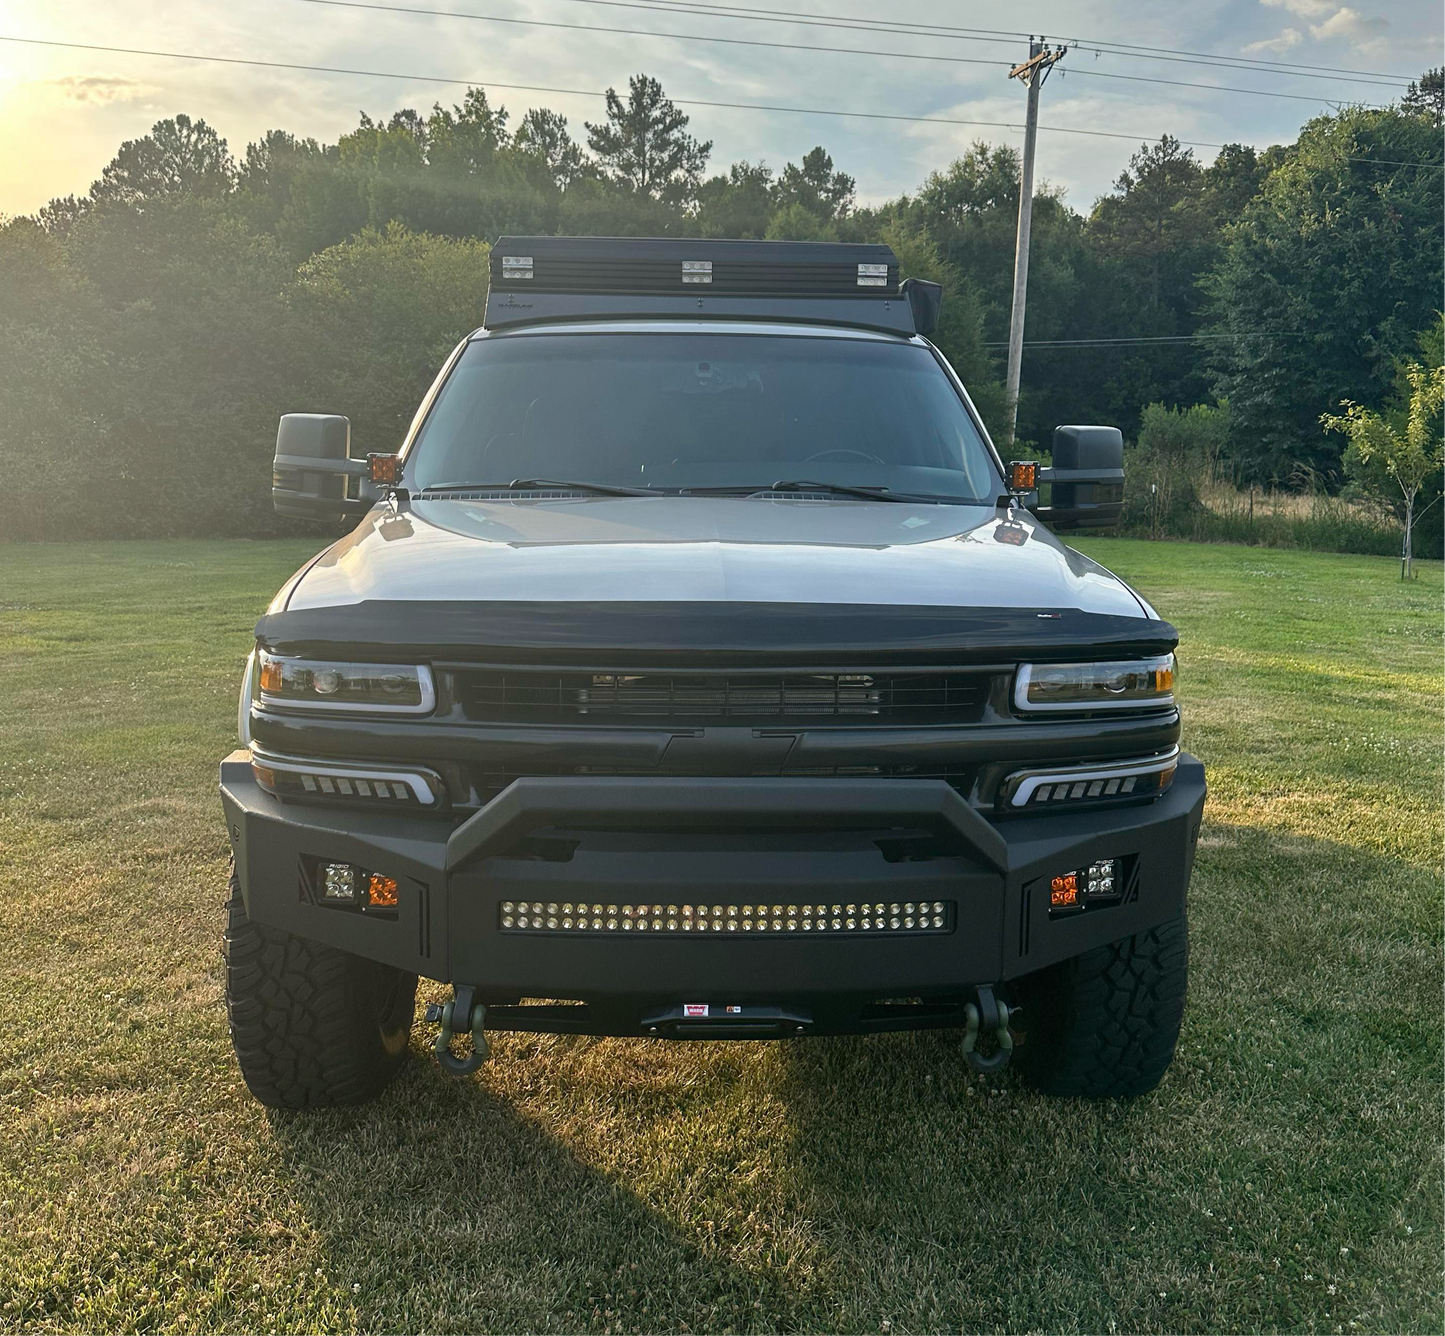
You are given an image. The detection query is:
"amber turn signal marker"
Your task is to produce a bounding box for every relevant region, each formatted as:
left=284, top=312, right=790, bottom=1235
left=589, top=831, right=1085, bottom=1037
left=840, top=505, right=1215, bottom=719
left=1009, top=460, right=1038, bottom=490
left=368, top=453, right=401, bottom=485
left=367, top=874, right=399, bottom=908
left=258, top=656, right=283, bottom=693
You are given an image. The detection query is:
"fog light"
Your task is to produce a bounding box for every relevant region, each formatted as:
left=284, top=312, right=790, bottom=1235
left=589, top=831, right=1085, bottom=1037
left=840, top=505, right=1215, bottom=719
left=1086, top=858, right=1119, bottom=899
left=322, top=862, right=357, bottom=901
left=367, top=874, right=399, bottom=908
left=1049, top=872, right=1079, bottom=909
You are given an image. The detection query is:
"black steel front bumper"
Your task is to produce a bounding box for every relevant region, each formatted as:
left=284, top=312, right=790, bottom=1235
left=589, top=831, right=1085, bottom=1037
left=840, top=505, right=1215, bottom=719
left=220, top=752, right=1205, bottom=1036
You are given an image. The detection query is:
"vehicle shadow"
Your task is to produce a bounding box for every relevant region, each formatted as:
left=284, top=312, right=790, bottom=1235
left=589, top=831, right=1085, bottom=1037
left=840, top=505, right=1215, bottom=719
left=263, top=1045, right=797, bottom=1333
left=265, top=819, right=1439, bottom=1332
left=757, top=816, right=1441, bottom=1330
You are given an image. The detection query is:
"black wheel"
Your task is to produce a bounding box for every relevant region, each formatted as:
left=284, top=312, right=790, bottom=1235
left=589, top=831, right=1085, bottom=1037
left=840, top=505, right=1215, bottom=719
left=224, top=865, right=417, bottom=1109
left=1010, top=916, right=1188, bottom=1099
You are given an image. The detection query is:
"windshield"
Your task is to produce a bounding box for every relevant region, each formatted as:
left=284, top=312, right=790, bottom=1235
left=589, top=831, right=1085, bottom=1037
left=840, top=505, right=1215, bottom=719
left=406, top=331, right=1000, bottom=502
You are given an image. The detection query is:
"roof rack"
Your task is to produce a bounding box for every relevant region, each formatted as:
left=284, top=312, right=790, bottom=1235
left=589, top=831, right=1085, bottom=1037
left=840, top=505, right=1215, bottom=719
left=484, top=236, right=937, bottom=337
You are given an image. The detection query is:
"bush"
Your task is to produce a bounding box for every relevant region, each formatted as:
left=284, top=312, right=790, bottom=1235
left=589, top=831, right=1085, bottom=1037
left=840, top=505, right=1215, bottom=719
left=1118, top=402, right=1225, bottom=535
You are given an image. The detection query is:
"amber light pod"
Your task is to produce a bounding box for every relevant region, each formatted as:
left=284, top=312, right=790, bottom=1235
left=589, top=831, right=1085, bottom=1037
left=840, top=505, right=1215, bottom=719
left=367, top=874, right=399, bottom=908
left=1009, top=460, right=1038, bottom=490
left=368, top=453, right=401, bottom=485
left=1050, top=872, right=1078, bottom=908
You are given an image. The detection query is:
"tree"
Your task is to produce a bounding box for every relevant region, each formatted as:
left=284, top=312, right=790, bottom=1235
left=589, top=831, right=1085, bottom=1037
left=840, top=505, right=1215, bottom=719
left=774, top=146, right=855, bottom=222
left=1200, top=143, right=1268, bottom=225
left=1090, top=135, right=1209, bottom=313
left=585, top=75, right=711, bottom=205
left=1401, top=67, right=1443, bottom=128
left=917, top=143, right=1019, bottom=221
left=1323, top=358, right=1444, bottom=577
left=1206, top=106, right=1445, bottom=482
left=426, top=89, right=510, bottom=175
left=513, top=108, right=590, bottom=189
left=89, top=114, right=235, bottom=206
left=36, top=194, right=91, bottom=236
left=696, top=160, right=774, bottom=237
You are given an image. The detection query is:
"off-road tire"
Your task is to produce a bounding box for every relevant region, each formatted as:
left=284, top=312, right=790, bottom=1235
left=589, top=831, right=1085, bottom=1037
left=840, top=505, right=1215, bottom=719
left=1010, top=916, right=1188, bottom=1099
left=224, top=867, right=417, bottom=1108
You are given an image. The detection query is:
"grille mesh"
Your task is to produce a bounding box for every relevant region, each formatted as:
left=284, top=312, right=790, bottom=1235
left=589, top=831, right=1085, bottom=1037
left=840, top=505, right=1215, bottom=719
left=451, top=670, right=990, bottom=725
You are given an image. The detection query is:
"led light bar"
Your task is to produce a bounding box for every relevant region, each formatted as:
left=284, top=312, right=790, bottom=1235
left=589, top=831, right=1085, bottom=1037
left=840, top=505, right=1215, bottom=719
left=498, top=900, right=952, bottom=934
left=1003, top=748, right=1179, bottom=808
left=251, top=748, right=442, bottom=806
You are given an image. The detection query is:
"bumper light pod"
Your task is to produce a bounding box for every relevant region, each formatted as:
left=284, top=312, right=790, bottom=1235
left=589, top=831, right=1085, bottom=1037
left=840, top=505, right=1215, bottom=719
left=311, top=861, right=400, bottom=914
left=1049, top=857, right=1123, bottom=916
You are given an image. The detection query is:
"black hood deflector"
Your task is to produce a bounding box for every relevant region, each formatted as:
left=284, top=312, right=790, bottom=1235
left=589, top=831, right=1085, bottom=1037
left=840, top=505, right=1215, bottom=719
left=255, top=601, right=1176, bottom=666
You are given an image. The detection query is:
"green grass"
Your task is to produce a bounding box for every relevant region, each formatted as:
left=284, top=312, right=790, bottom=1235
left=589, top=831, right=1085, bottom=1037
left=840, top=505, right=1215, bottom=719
left=0, top=538, right=1440, bottom=1334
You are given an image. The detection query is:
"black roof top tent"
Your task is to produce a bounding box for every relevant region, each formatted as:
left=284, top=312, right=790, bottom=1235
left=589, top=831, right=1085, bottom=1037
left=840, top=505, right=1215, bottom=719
left=483, top=236, right=942, bottom=338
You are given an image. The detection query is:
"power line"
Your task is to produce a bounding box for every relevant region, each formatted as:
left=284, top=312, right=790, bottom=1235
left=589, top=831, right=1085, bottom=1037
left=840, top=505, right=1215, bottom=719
left=292, top=0, right=1393, bottom=108
left=985, top=333, right=1311, bottom=347
left=3, top=34, right=1439, bottom=167
left=534, top=0, right=1416, bottom=87
left=295, top=0, right=1007, bottom=71
left=0, top=34, right=1208, bottom=148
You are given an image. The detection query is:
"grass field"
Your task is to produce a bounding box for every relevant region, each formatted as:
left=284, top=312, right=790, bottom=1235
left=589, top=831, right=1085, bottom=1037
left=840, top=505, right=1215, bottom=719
left=1, top=537, right=1440, bottom=1334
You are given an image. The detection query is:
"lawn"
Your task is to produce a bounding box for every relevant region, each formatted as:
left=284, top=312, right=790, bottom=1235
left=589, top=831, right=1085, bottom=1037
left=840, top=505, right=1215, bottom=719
left=0, top=537, right=1440, bottom=1334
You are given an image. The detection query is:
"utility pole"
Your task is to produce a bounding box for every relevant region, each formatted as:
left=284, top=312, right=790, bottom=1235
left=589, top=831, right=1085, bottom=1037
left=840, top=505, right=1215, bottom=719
left=1003, top=38, right=1066, bottom=448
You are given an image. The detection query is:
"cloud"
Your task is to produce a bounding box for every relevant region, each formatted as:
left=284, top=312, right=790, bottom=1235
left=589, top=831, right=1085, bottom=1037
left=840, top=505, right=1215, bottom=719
left=1243, top=27, right=1305, bottom=53
left=1307, top=6, right=1389, bottom=43
left=1261, top=0, right=1335, bottom=16
left=39, top=74, right=157, bottom=105
left=1255, top=0, right=1389, bottom=50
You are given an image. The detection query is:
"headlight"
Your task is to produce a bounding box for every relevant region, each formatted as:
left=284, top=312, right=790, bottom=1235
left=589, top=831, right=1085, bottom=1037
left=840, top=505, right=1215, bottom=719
left=1014, top=654, right=1175, bottom=712
left=256, top=650, right=436, bottom=714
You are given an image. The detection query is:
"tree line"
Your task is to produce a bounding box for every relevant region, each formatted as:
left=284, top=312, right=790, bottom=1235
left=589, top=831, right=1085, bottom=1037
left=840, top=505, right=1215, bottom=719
left=0, top=69, right=1440, bottom=545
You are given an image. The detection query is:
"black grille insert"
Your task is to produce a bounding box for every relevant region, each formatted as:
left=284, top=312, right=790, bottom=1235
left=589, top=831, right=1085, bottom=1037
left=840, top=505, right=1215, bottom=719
left=450, top=670, right=991, bottom=725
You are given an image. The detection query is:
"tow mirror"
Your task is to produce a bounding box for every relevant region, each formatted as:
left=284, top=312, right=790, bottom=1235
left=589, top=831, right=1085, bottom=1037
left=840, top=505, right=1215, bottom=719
left=272, top=414, right=378, bottom=520
left=1031, top=425, right=1124, bottom=530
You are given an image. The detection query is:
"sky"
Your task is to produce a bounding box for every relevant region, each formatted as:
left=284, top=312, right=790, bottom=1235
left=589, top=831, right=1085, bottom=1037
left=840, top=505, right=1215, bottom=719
left=0, top=0, right=1438, bottom=220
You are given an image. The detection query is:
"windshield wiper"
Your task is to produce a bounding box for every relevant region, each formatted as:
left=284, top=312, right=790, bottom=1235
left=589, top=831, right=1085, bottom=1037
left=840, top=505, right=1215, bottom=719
left=421, top=478, right=660, bottom=497
left=763, top=479, right=913, bottom=502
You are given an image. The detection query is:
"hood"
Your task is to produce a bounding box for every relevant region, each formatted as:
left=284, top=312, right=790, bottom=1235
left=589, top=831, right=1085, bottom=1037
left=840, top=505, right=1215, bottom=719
left=281, top=496, right=1150, bottom=618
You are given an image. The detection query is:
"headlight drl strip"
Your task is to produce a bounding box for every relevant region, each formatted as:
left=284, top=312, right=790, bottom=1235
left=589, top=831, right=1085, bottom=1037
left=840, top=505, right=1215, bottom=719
left=1003, top=747, right=1180, bottom=808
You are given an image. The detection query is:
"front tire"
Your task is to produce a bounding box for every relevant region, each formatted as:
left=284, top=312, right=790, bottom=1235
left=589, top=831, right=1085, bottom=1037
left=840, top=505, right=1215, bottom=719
left=1011, top=916, right=1188, bottom=1099
left=224, top=867, right=417, bottom=1109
